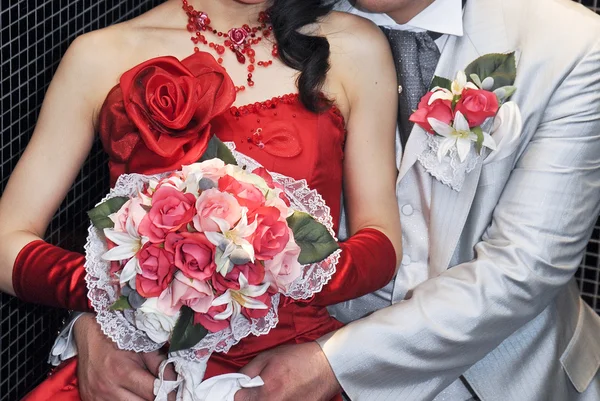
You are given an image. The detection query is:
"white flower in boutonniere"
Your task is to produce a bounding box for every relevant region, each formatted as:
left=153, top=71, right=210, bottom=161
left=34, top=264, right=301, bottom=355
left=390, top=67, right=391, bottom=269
left=410, top=52, right=521, bottom=191
left=428, top=110, right=497, bottom=162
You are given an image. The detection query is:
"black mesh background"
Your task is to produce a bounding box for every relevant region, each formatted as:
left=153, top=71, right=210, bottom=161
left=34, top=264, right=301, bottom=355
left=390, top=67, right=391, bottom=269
left=0, top=1, right=163, bottom=400
left=0, top=1, right=599, bottom=400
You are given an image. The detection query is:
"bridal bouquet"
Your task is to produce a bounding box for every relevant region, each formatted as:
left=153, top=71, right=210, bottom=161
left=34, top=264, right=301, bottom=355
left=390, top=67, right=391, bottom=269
left=84, top=138, right=341, bottom=400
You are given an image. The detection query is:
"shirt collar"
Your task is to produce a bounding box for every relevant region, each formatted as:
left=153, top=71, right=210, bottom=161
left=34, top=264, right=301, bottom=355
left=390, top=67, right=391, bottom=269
left=336, top=0, right=464, bottom=37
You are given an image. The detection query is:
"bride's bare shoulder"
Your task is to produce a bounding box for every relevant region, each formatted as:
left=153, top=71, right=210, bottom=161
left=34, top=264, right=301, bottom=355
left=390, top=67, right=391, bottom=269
left=320, top=10, right=390, bottom=56
left=63, top=3, right=178, bottom=73
left=320, top=11, right=395, bottom=95
left=53, top=2, right=183, bottom=112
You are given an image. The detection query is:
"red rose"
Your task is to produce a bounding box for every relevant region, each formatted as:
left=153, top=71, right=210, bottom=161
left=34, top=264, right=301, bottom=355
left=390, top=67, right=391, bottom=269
left=409, top=91, right=454, bottom=134
left=241, top=292, right=272, bottom=320
left=139, top=186, right=196, bottom=243
left=455, top=88, right=499, bottom=127
left=218, top=175, right=266, bottom=212
left=227, top=28, right=248, bottom=46
left=250, top=206, right=289, bottom=261
left=252, top=167, right=290, bottom=206
left=165, top=232, right=216, bottom=281
left=136, top=243, right=176, bottom=298
left=212, top=261, right=266, bottom=294
left=99, top=54, right=235, bottom=180
left=194, top=304, right=230, bottom=332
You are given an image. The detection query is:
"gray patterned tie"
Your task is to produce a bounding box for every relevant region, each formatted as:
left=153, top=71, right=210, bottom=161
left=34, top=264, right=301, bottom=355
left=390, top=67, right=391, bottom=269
left=380, top=28, right=441, bottom=147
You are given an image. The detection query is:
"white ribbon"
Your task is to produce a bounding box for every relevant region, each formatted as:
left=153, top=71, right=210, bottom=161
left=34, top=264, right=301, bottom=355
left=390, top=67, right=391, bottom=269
left=153, top=356, right=264, bottom=401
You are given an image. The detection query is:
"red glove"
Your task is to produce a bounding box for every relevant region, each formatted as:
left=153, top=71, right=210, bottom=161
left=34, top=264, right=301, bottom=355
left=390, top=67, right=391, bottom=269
left=12, top=240, right=92, bottom=312
left=310, top=228, right=397, bottom=307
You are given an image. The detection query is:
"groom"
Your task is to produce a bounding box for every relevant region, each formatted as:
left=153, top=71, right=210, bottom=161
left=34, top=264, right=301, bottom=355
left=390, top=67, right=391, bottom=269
left=234, top=0, right=600, bottom=400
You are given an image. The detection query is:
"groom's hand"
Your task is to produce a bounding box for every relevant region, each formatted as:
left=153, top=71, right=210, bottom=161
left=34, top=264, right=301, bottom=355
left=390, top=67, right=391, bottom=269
left=235, top=342, right=341, bottom=401
left=75, top=313, right=175, bottom=401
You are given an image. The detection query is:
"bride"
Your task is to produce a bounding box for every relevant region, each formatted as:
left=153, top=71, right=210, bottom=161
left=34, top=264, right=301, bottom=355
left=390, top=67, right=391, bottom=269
left=0, top=0, right=402, bottom=399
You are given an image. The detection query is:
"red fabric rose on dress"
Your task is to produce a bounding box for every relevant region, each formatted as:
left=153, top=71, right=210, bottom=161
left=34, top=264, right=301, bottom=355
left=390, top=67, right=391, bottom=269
left=454, top=88, right=499, bottom=127
left=164, top=232, right=216, bottom=281
left=250, top=206, right=289, bottom=261
left=408, top=91, right=453, bottom=133
left=99, top=53, right=235, bottom=181
left=139, top=186, right=196, bottom=243
left=136, top=243, right=176, bottom=298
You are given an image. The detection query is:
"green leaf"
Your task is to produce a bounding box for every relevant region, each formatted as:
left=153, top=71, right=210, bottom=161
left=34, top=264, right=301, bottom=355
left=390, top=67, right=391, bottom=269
left=109, top=296, right=132, bottom=311
left=472, top=126, right=484, bottom=153
left=199, top=135, right=237, bottom=165
left=169, top=306, right=209, bottom=352
left=88, top=197, right=129, bottom=230
left=286, top=211, right=339, bottom=265
left=429, top=75, right=452, bottom=91
left=464, top=52, right=516, bottom=91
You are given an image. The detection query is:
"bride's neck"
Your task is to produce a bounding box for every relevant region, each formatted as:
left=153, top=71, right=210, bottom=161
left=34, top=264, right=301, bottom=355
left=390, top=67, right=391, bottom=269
left=182, top=0, right=268, bottom=30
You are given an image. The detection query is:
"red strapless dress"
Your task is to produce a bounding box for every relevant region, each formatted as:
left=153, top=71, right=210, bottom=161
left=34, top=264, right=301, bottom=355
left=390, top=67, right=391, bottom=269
left=23, top=52, right=395, bottom=401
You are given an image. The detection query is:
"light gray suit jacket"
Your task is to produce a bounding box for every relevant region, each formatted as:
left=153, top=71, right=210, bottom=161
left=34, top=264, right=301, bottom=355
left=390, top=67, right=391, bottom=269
left=321, top=0, right=600, bottom=400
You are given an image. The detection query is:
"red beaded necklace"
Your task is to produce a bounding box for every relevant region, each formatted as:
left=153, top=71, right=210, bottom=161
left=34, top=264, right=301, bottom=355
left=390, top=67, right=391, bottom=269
left=182, top=0, right=279, bottom=92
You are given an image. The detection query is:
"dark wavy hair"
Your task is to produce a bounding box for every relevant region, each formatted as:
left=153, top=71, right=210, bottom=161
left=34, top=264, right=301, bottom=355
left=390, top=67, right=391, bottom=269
left=268, top=0, right=337, bottom=112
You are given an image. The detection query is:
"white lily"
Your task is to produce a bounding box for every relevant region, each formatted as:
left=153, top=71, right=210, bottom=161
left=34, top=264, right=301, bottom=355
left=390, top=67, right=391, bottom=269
left=102, top=217, right=147, bottom=284
left=211, top=273, right=270, bottom=321
left=204, top=208, right=258, bottom=276
left=451, top=70, right=479, bottom=95
left=428, top=111, right=497, bottom=163
left=429, top=70, right=479, bottom=105
left=224, top=164, right=271, bottom=195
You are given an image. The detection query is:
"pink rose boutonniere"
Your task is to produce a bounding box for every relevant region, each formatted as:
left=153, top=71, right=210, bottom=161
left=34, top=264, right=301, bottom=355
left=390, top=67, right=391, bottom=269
left=410, top=52, right=518, bottom=163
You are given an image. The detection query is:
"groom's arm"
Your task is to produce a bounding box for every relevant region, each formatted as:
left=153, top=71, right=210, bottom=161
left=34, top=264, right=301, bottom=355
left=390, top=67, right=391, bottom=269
left=316, top=38, right=600, bottom=399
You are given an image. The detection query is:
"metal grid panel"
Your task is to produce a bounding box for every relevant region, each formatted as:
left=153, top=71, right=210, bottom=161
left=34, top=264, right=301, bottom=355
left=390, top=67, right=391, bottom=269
left=0, top=2, right=163, bottom=400
left=0, top=1, right=599, bottom=400
left=574, top=0, right=600, bottom=313
left=577, top=0, right=599, bottom=13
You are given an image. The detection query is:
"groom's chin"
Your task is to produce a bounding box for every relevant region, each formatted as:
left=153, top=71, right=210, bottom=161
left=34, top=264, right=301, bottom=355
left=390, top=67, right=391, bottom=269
left=351, top=0, right=431, bottom=17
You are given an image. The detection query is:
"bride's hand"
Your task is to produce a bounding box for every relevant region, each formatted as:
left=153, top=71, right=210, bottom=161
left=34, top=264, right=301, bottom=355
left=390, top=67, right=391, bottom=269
left=74, top=313, right=175, bottom=401
left=235, top=342, right=340, bottom=401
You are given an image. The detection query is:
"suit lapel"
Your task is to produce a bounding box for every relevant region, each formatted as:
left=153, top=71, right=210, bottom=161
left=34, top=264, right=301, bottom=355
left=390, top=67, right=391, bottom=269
left=399, top=0, right=514, bottom=271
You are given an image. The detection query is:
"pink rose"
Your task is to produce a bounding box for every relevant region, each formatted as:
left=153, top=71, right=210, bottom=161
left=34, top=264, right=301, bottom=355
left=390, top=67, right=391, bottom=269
left=250, top=206, right=289, bottom=261
left=136, top=243, right=176, bottom=298
left=165, top=232, right=216, bottom=281
left=138, top=186, right=196, bottom=243
left=212, top=261, right=266, bottom=294
left=110, top=198, right=147, bottom=233
left=193, top=188, right=242, bottom=232
left=409, top=91, right=454, bottom=133
left=157, top=271, right=214, bottom=315
left=155, top=172, right=186, bottom=192
left=218, top=175, right=266, bottom=212
left=264, top=234, right=303, bottom=293
left=227, top=28, right=248, bottom=46
left=191, top=159, right=226, bottom=182
left=455, top=88, right=499, bottom=127
left=194, top=304, right=230, bottom=333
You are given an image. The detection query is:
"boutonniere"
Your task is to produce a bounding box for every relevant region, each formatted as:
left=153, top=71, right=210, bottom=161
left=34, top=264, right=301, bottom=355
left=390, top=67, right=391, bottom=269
left=410, top=52, right=520, bottom=191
